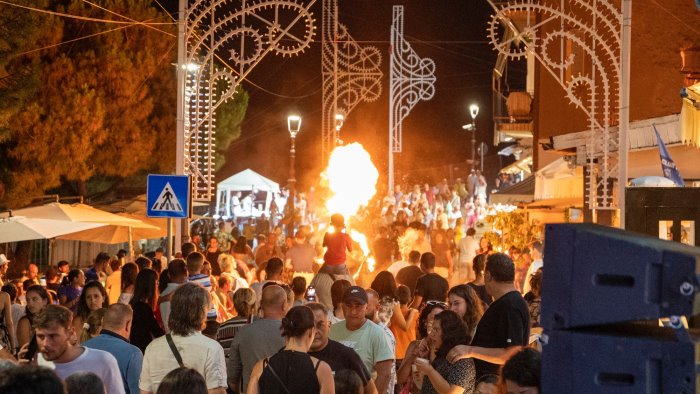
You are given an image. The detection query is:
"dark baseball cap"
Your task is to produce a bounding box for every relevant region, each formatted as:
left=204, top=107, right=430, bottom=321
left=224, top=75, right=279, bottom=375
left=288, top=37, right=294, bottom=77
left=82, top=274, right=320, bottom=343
left=342, top=286, right=368, bottom=305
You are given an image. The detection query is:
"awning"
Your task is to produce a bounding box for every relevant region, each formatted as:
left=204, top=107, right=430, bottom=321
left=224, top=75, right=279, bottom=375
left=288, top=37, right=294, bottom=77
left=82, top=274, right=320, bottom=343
left=500, top=155, right=533, bottom=174
left=524, top=197, right=583, bottom=209
left=490, top=176, right=535, bottom=205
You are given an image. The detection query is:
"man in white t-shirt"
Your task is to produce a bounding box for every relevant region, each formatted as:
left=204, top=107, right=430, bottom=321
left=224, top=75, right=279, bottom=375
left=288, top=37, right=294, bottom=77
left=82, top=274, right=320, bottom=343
left=141, top=283, right=226, bottom=394
left=30, top=304, right=124, bottom=394
left=522, top=241, right=543, bottom=295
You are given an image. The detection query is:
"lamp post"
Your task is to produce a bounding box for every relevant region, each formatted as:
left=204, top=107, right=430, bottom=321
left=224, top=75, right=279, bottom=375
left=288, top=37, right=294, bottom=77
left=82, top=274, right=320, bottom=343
left=462, top=103, right=479, bottom=172
left=470, top=104, right=479, bottom=172
left=287, top=115, right=302, bottom=236
left=334, top=113, right=344, bottom=145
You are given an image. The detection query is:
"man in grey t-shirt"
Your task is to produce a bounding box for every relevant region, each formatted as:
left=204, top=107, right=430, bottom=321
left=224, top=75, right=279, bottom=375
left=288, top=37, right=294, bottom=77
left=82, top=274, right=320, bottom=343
left=228, top=285, right=288, bottom=393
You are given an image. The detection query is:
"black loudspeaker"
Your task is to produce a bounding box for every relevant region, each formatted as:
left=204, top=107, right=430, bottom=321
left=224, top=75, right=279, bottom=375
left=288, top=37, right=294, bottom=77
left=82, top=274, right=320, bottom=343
left=541, top=223, right=700, bottom=330
left=542, top=326, right=697, bottom=393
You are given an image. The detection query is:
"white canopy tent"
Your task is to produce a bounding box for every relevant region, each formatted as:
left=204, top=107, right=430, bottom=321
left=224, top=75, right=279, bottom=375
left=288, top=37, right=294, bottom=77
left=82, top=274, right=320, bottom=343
left=215, top=169, right=281, bottom=219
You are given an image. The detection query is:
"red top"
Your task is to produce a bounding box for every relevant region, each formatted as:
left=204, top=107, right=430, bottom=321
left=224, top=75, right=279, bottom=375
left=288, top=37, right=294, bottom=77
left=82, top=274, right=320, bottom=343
left=323, top=231, right=353, bottom=265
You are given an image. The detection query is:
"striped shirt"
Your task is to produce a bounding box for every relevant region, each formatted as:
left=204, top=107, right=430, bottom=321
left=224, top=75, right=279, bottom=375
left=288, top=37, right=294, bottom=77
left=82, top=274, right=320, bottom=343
left=189, top=273, right=218, bottom=319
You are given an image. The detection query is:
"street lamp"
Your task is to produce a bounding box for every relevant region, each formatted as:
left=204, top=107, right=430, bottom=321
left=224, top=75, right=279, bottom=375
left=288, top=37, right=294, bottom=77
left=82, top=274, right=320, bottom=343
left=462, top=103, right=479, bottom=172
left=334, top=113, right=345, bottom=145
left=287, top=115, right=302, bottom=236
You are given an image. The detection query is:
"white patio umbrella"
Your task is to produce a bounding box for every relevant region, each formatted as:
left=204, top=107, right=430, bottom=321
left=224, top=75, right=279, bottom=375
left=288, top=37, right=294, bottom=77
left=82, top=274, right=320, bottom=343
left=0, top=215, right=106, bottom=243
left=14, top=202, right=158, bottom=258
left=14, top=203, right=146, bottom=226
left=57, top=213, right=164, bottom=244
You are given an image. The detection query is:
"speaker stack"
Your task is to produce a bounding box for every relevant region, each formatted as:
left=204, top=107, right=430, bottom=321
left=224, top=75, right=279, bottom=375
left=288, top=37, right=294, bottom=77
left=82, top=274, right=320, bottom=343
left=541, top=223, right=700, bottom=393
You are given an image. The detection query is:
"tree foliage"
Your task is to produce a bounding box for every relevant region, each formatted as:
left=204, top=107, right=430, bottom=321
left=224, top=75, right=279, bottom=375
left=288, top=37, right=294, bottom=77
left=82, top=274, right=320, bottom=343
left=214, top=82, right=249, bottom=170
left=0, top=0, right=248, bottom=207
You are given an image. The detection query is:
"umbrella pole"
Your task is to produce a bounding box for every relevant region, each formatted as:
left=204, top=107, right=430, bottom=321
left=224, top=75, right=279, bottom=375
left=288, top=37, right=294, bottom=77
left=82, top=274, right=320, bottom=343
left=48, top=239, right=54, bottom=266
left=128, top=226, right=134, bottom=260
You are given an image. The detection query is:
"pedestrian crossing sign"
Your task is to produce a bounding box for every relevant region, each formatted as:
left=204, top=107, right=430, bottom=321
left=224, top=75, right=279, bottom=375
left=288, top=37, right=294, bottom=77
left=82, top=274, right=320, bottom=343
left=147, top=175, right=190, bottom=218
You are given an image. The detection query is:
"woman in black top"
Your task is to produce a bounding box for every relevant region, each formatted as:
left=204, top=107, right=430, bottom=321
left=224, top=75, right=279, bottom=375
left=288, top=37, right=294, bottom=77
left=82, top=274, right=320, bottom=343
left=467, top=254, right=492, bottom=308
left=247, top=306, right=335, bottom=394
left=129, top=269, right=163, bottom=353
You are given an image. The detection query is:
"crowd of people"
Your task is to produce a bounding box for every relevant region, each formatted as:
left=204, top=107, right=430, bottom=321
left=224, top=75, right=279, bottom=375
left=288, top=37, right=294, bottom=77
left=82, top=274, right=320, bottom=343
left=0, top=178, right=545, bottom=394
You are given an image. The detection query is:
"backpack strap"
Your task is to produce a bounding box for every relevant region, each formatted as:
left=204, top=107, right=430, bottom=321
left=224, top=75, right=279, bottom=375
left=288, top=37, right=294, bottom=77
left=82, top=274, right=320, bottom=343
left=165, top=334, right=184, bottom=368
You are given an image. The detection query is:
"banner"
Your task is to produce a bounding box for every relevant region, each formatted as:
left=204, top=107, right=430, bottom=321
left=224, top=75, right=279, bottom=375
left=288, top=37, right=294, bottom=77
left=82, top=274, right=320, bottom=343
left=653, top=125, right=685, bottom=187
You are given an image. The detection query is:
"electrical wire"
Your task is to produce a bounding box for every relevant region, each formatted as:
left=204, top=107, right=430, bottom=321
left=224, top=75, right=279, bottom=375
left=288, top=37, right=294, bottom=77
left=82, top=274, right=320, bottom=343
left=0, top=0, right=174, bottom=25
left=152, top=0, right=177, bottom=22
left=80, top=0, right=175, bottom=37
left=648, top=0, right=700, bottom=36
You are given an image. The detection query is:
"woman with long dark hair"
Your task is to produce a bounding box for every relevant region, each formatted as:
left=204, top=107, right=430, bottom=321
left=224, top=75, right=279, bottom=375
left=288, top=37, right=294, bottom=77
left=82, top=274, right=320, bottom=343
left=129, top=269, right=163, bottom=353
left=119, top=263, right=139, bottom=304
left=467, top=254, right=492, bottom=308
left=397, top=301, right=447, bottom=394
left=371, top=271, right=418, bottom=351
left=414, top=310, right=475, bottom=393
left=247, top=306, right=334, bottom=394
left=447, top=285, right=484, bottom=340
left=72, top=281, right=108, bottom=335
left=16, top=285, right=50, bottom=348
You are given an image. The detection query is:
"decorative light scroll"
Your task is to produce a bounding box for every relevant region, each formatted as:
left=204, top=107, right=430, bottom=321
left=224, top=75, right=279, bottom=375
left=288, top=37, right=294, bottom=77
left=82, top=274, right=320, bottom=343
left=183, top=0, right=316, bottom=201
left=388, top=5, right=436, bottom=190
left=321, top=0, right=383, bottom=163
left=488, top=0, right=622, bottom=210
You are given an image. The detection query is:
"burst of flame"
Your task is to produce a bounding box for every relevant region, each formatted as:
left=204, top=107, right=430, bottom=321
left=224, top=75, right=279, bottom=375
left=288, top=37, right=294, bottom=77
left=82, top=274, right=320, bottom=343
left=324, top=143, right=379, bottom=218
left=349, top=230, right=375, bottom=277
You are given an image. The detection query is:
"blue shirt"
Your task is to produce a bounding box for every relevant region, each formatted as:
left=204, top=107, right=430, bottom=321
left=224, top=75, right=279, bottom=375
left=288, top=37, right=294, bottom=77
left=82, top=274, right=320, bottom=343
left=84, top=331, right=144, bottom=394
left=85, top=267, right=99, bottom=283
left=189, top=273, right=217, bottom=319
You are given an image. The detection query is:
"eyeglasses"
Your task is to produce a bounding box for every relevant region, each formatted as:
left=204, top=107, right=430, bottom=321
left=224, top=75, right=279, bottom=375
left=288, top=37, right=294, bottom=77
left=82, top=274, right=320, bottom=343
left=425, top=301, right=448, bottom=309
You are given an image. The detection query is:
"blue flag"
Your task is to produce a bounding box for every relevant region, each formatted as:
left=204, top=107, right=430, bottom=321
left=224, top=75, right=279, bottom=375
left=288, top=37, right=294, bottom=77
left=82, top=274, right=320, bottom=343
left=653, top=124, right=685, bottom=187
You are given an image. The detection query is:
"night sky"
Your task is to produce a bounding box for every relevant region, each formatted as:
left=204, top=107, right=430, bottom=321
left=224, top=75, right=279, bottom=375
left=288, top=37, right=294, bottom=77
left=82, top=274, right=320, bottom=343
left=166, top=0, right=524, bottom=191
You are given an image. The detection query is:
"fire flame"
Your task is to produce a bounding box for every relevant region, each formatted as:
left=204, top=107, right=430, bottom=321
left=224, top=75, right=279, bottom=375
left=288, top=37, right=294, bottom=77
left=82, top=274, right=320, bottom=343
left=349, top=230, right=375, bottom=273
left=322, top=143, right=378, bottom=275
left=324, top=143, right=379, bottom=218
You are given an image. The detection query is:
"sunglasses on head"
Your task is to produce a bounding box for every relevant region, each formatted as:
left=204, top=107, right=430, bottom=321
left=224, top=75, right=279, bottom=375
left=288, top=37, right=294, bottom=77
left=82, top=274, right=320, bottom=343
left=425, top=300, right=448, bottom=308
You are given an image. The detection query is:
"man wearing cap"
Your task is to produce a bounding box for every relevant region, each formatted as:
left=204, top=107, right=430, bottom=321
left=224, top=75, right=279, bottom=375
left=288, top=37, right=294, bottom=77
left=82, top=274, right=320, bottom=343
left=0, top=254, right=10, bottom=286
left=329, top=286, right=394, bottom=394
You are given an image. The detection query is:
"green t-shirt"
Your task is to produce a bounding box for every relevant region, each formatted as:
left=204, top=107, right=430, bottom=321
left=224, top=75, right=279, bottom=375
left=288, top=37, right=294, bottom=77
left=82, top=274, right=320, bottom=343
left=329, top=319, right=394, bottom=374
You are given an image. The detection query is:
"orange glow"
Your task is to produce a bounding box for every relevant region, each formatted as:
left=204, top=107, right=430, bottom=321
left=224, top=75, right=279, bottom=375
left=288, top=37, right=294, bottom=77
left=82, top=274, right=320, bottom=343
left=322, top=143, right=378, bottom=274
left=324, top=143, right=379, bottom=218
left=349, top=230, right=375, bottom=272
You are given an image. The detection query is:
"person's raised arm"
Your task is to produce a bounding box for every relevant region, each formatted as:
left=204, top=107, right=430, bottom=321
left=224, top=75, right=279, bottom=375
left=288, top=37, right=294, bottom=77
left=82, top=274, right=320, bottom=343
left=16, top=317, right=31, bottom=350
left=390, top=303, right=417, bottom=331
left=409, top=295, right=423, bottom=309
left=396, top=341, right=419, bottom=385
left=447, top=345, right=522, bottom=365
